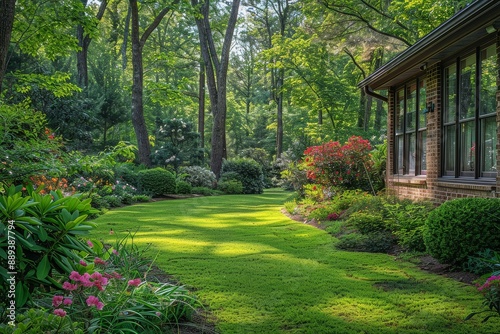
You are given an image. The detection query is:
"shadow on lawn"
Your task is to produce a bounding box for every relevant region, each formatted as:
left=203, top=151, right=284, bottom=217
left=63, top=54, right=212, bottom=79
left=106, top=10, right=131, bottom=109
left=93, top=190, right=497, bottom=333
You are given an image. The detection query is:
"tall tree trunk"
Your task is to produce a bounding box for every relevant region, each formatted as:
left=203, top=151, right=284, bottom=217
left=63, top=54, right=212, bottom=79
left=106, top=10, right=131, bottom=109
left=0, top=0, right=16, bottom=93
left=192, top=0, right=240, bottom=178
left=130, top=0, right=151, bottom=166
left=121, top=5, right=131, bottom=70
left=198, top=61, right=205, bottom=151
left=76, top=0, right=107, bottom=88
left=129, top=0, right=178, bottom=167
left=276, top=70, right=284, bottom=158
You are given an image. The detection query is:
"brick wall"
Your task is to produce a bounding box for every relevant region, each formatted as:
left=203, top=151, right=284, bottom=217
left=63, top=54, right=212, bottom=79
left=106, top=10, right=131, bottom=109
left=386, top=33, right=500, bottom=204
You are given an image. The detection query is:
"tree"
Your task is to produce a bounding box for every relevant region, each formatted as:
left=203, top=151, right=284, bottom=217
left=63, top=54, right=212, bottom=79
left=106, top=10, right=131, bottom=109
left=129, top=0, right=179, bottom=167
left=76, top=0, right=108, bottom=88
left=191, top=0, right=240, bottom=178
left=0, top=0, right=16, bottom=93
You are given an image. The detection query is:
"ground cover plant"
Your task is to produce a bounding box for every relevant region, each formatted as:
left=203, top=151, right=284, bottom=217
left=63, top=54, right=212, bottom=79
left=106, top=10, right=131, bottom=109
left=91, top=189, right=498, bottom=333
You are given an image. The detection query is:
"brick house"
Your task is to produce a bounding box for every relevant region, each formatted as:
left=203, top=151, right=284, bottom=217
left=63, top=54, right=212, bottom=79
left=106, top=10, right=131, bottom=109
left=359, top=0, right=500, bottom=204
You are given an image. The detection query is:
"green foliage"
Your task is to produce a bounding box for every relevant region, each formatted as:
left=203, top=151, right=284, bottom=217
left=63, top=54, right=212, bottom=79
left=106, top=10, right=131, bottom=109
left=218, top=180, right=244, bottom=195
left=176, top=181, right=192, bottom=195
left=0, top=308, right=84, bottom=333
left=152, top=118, right=202, bottom=170
left=180, top=166, right=216, bottom=188
left=0, top=104, right=66, bottom=183
left=346, top=212, right=386, bottom=234
left=0, top=185, right=97, bottom=308
left=137, top=168, right=176, bottom=197
left=423, top=198, right=500, bottom=266
left=465, top=249, right=500, bottom=276
left=386, top=200, right=434, bottom=252
left=284, top=200, right=298, bottom=215
left=221, top=158, right=264, bottom=194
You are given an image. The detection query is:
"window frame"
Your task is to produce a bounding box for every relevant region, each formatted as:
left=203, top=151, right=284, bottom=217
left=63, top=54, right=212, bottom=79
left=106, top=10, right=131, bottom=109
left=393, top=76, right=427, bottom=176
left=441, top=39, right=497, bottom=180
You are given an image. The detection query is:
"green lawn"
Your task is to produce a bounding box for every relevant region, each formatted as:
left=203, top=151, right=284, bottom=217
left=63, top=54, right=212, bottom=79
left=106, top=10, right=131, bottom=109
left=91, top=189, right=498, bottom=333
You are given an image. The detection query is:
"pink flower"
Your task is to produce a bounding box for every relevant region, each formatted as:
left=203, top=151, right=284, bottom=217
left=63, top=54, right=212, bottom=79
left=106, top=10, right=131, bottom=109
left=90, top=272, right=109, bottom=291
left=80, top=273, right=93, bottom=287
left=87, top=240, right=93, bottom=248
left=69, top=271, right=81, bottom=281
left=128, top=278, right=141, bottom=287
left=112, top=249, right=119, bottom=255
left=63, top=298, right=73, bottom=306
left=53, top=308, right=67, bottom=317
left=94, top=257, right=107, bottom=266
left=86, top=295, right=104, bottom=310
left=52, top=295, right=64, bottom=307
left=79, top=259, right=87, bottom=266
left=62, top=281, right=78, bottom=291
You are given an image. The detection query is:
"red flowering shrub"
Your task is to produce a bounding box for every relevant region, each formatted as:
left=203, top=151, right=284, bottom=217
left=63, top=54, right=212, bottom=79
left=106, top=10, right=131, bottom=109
left=303, top=136, right=373, bottom=191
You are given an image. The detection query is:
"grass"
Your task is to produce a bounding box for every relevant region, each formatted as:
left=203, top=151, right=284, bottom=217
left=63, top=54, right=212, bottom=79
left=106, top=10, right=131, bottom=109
left=91, top=189, right=499, bottom=333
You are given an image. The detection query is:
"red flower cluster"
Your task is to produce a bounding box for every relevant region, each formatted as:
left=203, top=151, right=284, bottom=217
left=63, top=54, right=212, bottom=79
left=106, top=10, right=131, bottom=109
left=302, top=136, right=373, bottom=190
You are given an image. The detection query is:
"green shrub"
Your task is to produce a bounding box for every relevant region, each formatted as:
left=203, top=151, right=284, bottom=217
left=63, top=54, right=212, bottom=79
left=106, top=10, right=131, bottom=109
left=221, top=158, right=264, bottom=194
left=346, top=212, right=386, bottom=234
left=180, top=166, right=216, bottom=188
left=423, top=198, right=500, bottom=266
left=132, top=194, right=151, bottom=202
left=0, top=185, right=97, bottom=307
left=284, top=200, right=298, bottom=215
left=465, top=249, right=500, bottom=275
left=387, top=201, right=433, bottom=252
left=103, top=195, right=122, bottom=207
left=176, top=180, right=192, bottom=194
left=114, top=163, right=142, bottom=188
left=0, top=308, right=84, bottom=333
left=218, top=180, right=244, bottom=194
left=137, top=168, right=176, bottom=197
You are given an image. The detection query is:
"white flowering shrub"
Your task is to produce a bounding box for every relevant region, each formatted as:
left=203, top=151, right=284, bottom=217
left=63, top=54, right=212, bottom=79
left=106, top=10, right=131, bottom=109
left=180, top=166, right=216, bottom=188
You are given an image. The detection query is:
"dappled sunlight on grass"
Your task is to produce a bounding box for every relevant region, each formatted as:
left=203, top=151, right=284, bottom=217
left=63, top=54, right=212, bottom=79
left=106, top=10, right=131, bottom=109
left=92, top=189, right=499, bottom=333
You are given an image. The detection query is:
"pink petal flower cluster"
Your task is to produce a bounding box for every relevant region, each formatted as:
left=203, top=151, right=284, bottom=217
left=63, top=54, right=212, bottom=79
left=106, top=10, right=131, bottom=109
left=53, top=308, right=67, bottom=317
left=64, top=271, right=109, bottom=291
left=52, top=295, right=73, bottom=307
left=128, top=278, right=142, bottom=287
left=478, top=275, right=500, bottom=292
left=86, top=295, right=104, bottom=310
left=94, top=257, right=107, bottom=266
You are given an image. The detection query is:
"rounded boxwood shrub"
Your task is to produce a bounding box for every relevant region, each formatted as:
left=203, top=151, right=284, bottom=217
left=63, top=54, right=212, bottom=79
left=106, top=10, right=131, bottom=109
left=137, top=168, right=176, bottom=197
left=221, top=158, right=264, bottom=194
left=218, top=180, right=244, bottom=194
left=176, top=180, right=192, bottom=194
left=423, top=198, right=500, bottom=266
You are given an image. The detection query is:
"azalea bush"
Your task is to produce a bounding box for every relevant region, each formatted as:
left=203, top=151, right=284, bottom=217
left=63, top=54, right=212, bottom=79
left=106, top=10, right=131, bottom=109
left=302, top=136, right=374, bottom=192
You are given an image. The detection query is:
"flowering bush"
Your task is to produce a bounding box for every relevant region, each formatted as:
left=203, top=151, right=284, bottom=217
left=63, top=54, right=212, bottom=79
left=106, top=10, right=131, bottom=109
left=466, top=275, right=500, bottom=322
left=32, top=235, right=199, bottom=333
left=180, top=166, right=216, bottom=188
left=302, top=136, right=373, bottom=191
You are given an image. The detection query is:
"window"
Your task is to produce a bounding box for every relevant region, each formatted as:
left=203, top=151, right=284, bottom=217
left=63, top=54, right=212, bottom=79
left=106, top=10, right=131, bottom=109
left=442, top=43, right=497, bottom=178
left=394, top=77, right=427, bottom=175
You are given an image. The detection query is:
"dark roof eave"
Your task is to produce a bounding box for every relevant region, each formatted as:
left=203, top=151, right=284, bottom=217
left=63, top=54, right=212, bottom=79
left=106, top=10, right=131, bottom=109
left=358, top=0, right=500, bottom=90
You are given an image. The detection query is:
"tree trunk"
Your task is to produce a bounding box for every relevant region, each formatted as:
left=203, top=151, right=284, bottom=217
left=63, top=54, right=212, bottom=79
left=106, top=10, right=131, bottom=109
left=76, top=0, right=107, bottom=88
left=129, top=0, right=178, bottom=167
left=192, top=0, right=240, bottom=178
left=276, top=70, right=284, bottom=158
left=357, top=88, right=366, bottom=128
left=130, top=0, right=151, bottom=166
left=0, top=0, right=16, bottom=93
left=198, top=61, right=205, bottom=151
